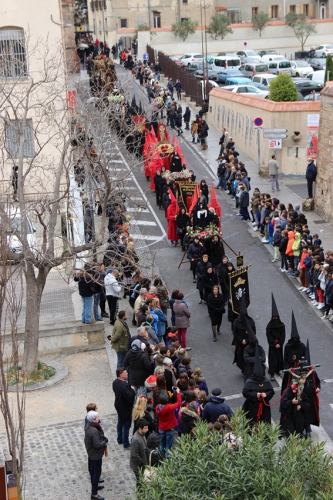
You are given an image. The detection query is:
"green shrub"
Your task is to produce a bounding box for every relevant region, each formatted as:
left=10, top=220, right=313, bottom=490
left=269, top=73, right=298, bottom=102
left=137, top=409, right=333, bottom=500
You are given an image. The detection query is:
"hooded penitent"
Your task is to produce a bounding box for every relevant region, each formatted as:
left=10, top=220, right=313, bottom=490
left=266, top=293, right=285, bottom=377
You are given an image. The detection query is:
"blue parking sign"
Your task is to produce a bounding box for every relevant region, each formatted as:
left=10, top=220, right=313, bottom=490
left=142, top=53, right=149, bottom=60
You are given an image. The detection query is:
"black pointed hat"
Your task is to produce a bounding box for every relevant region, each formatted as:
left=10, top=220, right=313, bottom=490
left=253, top=342, right=264, bottom=380
left=245, top=316, right=257, bottom=344
left=271, top=293, right=279, bottom=318
left=305, top=339, right=311, bottom=365
left=139, top=101, right=143, bottom=115
left=290, top=311, right=300, bottom=339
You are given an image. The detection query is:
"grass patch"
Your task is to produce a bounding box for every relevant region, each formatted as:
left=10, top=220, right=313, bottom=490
left=7, top=361, right=56, bottom=387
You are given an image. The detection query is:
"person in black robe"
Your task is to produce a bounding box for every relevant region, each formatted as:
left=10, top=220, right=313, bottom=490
left=207, top=207, right=219, bottom=226
left=207, top=284, right=225, bottom=341
left=201, top=265, right=219, bottom=302
left=154, top=170, right=165, bottom=209
left=187, top=237, right=207, bottom=282
left=242, top=342, right=274, bottom=427
left=266, top=294, right=285, bottom=381
left=208, top=235, right=225, bottom=273
left=176, top=208, right=190, bottom=251
left=302, top=340, right=321, bottom=437
left=279, top=378, right=310, bottom=438
left=195, top=203, right=209, bottom=229
left=170, top=152, right=183, bottom=173
left=243, top=319, right=266, bottom=381
left=199, top=180, right=209, bottom=203
left=281, top=311, right=306, bottom=392
left=232, top=295, right=256, bottom=377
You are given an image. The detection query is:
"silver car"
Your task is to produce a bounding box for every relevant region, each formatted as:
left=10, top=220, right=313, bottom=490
left=223, top=84, right=269, bottom=98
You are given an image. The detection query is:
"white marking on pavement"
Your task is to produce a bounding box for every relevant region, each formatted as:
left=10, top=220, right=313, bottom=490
left=132, top=234, right=161, bottom=240
left=129, top=220, right=157, bottom=226
left=126, top=207, right=149, bottom=213
left=117, top=150, right=167, bottom=238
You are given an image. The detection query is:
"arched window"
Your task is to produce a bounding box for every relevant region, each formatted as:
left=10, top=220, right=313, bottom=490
left=0, top=28, right=27, bottom=78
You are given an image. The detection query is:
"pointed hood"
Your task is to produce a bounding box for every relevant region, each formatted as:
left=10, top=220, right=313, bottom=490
left=252, top=343, right=265, bottom=381
left=189, top=184, right=199, bottom=215
left=291, top=311, right=300, bottom=340
left=240, top=294, right=248, bottom=318
left=305, top=339, right=311, bottom=365
left=271, top=293, right=279, bottom=318
left=245, top=316, right=257, bottom=344
left=208, top=184, right=222, bottom=228
left=169, top=188, right=179, bottom=214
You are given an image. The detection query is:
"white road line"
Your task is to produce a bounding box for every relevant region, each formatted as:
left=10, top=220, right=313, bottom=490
left=132, top=234, right=161, bottom=240
left=224, top=393, right=243, bottom=400
left=126, top=207, right=149, bottom=213
left=117, top=150, right=167, bottom=238
left=129, top=220, right=157, bottom=226
left=128, top=196, right=144, bottom=201
left=330, top=404, right=333, bottom=410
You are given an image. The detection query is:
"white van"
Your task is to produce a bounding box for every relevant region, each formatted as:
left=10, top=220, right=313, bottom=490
left=0, top=207, right=37, bottom=256
left=208, top=56, right=241, bottom=71
left=307, top=70, right=325, bottom=85
left=268, top=60, right=292, bottom=75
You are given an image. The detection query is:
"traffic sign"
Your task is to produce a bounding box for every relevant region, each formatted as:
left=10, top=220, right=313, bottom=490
left=263, top=128, right=287, bottom=134
left=142, top=53, right=149, bottom=60
left=263, top=133, right=288, bottom=139
left=254, top=117, right=263, bottom=126
left=269, top=139, right=282, bottom=149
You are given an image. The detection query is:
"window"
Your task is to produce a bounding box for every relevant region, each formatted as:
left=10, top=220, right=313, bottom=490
left=105, top=17, right=108, bottom=32
left=153, top=11, right=161, bottom=28
left=183, top=0, right=188, bottom=3
left=227, top=8, right=241, bottom=23
left=252, top=7, right=259, bottom=17
left=99, top=20, right=102, bottom=33
left=5, top=119, right=35, bottom=158
left=0, top=28, right=27, bottom=78
left=289, top=5, right=296, bottom=12
left=271, top=5, right=279, bottom=18
left=181, top=18, right=189, bottom=22
left=120, top=18, right=127, bottom=28
left=303, top=4, right=309, bottom=16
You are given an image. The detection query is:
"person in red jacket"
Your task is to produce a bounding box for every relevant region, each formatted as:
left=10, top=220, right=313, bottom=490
left=155, top=388, right=182, bottom=457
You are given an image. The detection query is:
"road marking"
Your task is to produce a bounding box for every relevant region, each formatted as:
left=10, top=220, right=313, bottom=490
left=126, top=207, right=149, bottom=213
left=129, top=220, right=157, bottom=226
left=132, top=234, right=162, bottom=240
left=117, top=150, right=167, bottom=238
left=224, top=393, right=243, bottom=400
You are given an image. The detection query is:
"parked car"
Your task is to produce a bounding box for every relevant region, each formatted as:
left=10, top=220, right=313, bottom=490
left=313, top=44, right=333, bottom=57
left=304, top=93, right=321, bottom=101
left=217, top=52, right=238, bottom=57
left=309, top=58, right=326, bottom=71
left=292, top=77, right=323, bottom=96
left=0, top=208, right=37, bottom=257
left=179, top=53, right=204, bottom=66
left=252, top=73, right=277, bottom=86
left=258, top=50, right=278, bottom=58
left=307, top=70, right=325, bottom=85
left=222, top=84, right=269, bottom=98
left=207, top=56, right=241, bottom=71
left=223, top=76, right=253, bottom=86
left=290, top=60, right=314, bottom=77
left=239, top=62, right=269, bottom=77
left=214, top=69, right=247, bottom=84
left=199, top=79, right=219, bottom=100
left=169, top=55, right=184, bottom=66
left=261, top=54, right=286, bottom=63
left=236, top=50, right=261, bottom=62
left=268, top=60, right=292, bottom=75
left=193, top=69, right=220, bottom=80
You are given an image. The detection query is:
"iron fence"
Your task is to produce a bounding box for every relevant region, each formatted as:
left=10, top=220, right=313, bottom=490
left=147, top=45, right=212, bottom=107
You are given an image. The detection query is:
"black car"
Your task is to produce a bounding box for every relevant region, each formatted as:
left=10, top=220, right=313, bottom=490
left=309, top=58, right=326, bottom=71
left=292, top=78, right=323, bottom=96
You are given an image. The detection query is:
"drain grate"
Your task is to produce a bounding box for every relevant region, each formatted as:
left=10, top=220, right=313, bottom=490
left=312, top=220, right=329, bottom=224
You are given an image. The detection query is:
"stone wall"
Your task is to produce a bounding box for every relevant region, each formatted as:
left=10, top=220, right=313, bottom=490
left=315, top=83, right=333, bottom=224
left=207, top=88, right=320, bottom=176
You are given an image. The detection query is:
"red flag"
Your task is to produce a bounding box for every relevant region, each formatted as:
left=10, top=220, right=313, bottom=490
left=189, top=184, right=199, bottom=215
left=208, top=184, right=222, bottom=229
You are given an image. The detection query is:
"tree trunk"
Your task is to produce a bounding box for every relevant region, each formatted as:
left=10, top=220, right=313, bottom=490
left=22, top=264, right=47, bottom=377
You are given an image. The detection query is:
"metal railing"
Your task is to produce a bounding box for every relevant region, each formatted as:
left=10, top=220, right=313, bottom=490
left=147, top=45, right=212, bottom=107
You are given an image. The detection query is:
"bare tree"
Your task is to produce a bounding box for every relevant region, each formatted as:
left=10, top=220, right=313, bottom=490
left=0, top=231, right=25, bottom=498
left=0, top=32, right=149, bottom=376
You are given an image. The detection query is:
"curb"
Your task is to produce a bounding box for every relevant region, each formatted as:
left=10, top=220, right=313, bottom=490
left=7, top=359, right=68, bottom=392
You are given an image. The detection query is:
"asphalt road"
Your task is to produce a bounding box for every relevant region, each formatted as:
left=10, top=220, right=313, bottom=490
left=116, top=68, right=333, bottom=443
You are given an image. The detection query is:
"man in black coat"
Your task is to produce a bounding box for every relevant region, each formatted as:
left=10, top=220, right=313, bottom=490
left=266, top=294, right=285, bottom=381
left=123, top=339, right=152, bottom=397
left=112, top=367, right=136, bottom=449
left=305, top=157, right=317, bottom=199
left=85, top=411, right=108, bottom=499
left=232, top=295, right=256, bottom=377
left=242, top=343, right=274, bottom=426
left=238, top=186, right=250, bottom=221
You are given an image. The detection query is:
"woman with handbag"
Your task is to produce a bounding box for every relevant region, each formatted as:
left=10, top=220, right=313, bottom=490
left=207, top=285, right=225, bottom=342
